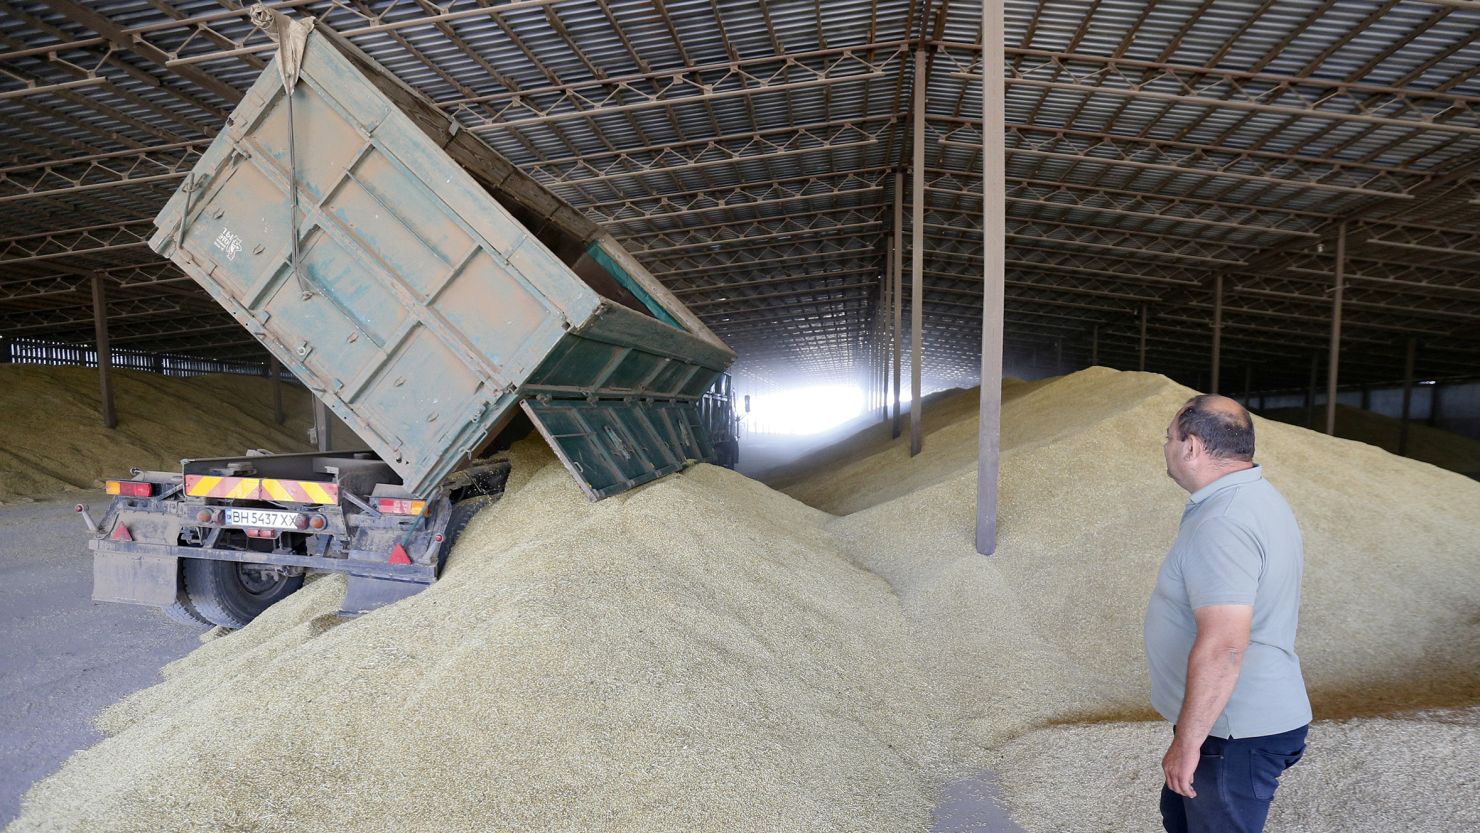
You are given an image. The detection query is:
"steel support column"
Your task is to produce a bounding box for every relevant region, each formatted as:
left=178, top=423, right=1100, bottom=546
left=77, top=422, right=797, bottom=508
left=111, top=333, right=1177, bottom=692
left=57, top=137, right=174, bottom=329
left=1398, top=338, right=1417, bottom=457
left=1325, top=223, right=1346, bottom=436
left=1139, top=304, right=1148, bottom=372
left=880, top=242, right=891, bottom=422
left=313, top=398, right=332, bottom=452
left=1305, top=352, right=1319, bottom=429
left=90, top=275, right=116, bottom=429
left=892, top=172, right=904, bottom=439
left=910, top=48, right=926, bottom=457
left=1211, top=273, right=1223, bottom=394
left=1090, top=324, right=1099, bottom=367
left=268, top=354, right=286, bottom=426
left=976, top=0, right=1006, bottom=556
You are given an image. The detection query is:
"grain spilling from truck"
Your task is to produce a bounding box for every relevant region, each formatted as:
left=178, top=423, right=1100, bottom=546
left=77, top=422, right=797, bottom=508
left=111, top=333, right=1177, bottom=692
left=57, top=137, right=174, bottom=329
left=85, top=7, right=739, bottom=629
left=12, top=440, right=943, bottom=833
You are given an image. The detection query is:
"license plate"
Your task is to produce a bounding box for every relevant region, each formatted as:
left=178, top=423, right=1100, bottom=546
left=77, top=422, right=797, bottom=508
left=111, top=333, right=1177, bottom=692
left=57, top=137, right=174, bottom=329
left=223, top=508, right=300, bottom=530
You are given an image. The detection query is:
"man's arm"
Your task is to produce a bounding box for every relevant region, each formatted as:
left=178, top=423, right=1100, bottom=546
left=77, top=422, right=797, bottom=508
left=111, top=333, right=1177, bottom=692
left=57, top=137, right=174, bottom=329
left=1163, top=603, right=1253, bottom=798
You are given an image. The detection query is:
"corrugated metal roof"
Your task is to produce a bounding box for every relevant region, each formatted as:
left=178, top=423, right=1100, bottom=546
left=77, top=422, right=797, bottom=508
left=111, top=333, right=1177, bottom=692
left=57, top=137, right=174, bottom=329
left=1, top=0, right=1477, bottom=389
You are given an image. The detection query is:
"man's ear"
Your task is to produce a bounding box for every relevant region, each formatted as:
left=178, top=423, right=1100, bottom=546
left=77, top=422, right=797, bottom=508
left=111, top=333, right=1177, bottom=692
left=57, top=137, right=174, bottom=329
left=1183, top=434, right=1203, bottom=460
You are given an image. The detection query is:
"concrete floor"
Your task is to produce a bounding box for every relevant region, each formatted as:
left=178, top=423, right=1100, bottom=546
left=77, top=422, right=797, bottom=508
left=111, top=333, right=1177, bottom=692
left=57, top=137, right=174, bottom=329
left=931, top=771, right=1030, bottom=833
left=0, top=493, right=199, bottom=827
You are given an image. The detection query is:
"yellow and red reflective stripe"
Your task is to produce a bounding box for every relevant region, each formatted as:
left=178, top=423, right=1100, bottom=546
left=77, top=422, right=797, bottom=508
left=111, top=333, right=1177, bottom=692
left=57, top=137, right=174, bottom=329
left=185, top=475, right=261, bottom=499
left=299, top=481, right=338, bottom=504
left=186, top=475, right=338, bottom=504
left=259, top=478, right=339, bottom=505
left=259, top=478, right=292, bottom=502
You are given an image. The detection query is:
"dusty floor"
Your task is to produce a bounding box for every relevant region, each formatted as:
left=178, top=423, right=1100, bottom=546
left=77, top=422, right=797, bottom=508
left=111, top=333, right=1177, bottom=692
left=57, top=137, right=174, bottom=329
left=0, top=494, right=198, bottom=827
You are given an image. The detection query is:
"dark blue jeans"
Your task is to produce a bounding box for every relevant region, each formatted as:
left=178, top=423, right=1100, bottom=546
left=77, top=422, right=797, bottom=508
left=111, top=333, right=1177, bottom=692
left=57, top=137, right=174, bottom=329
left=1160, top=724, right=1308, bottom=833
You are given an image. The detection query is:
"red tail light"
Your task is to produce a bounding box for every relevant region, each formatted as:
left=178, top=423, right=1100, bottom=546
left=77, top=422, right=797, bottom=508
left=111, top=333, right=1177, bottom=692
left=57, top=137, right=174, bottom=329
left=375, top=498, right=426, bottom=516
left=105, top=480, right=153, bottom=498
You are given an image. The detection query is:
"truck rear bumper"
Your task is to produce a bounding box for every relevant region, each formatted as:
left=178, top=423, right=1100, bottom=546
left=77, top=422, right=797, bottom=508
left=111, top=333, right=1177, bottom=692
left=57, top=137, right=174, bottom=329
left=88, top=537, right=435, bottom=585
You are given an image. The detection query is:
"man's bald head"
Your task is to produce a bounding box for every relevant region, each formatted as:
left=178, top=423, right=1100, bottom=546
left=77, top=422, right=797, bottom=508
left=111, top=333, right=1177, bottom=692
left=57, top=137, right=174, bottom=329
left=1172, top=394, right=1255, bottom=462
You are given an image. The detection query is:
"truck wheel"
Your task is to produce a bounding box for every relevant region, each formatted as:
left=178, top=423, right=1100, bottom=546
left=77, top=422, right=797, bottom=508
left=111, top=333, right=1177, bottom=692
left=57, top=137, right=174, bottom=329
left=160, top=564, right=215, bottom=627
left=161, top=595, right=214, bottom=628
left=182, top=558, right=304, bottom=629
left=437, top=494, right=498, bottom=575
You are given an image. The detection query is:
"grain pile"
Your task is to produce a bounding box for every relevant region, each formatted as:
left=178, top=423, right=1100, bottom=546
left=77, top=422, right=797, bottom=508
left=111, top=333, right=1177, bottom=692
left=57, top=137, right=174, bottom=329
left=769, top=378, right=1051, bottom=514
left=0, top=365, right=322, bottom=501
left=988, top=707, right=1480, bottom=833
left=757, top=385, right=987, bottom=491
left=11, top=367, right=1478, bottom=832
left=8, top=439, right=943, bottom=833
left=1262, top=402, right=1480, bottom=476
left=823, top=367, right=1480, bottom=828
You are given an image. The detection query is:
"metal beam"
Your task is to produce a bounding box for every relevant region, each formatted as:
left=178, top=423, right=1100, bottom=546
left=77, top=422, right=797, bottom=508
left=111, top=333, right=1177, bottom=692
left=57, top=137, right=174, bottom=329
left=892, top=171, right=904, bottom=439
left=90, top=274, right=115, bottom=428
left=269, top=354, right=286, bottom=426
left=313, top=397, right=332, bottom=453
left=910, top=48, right=926, bottom=458
left=1326, top=224, right=1346, bottom=435
left=1399, top=338, right=1417, bottom=456
left=1211, top=273, right=1223, bottom=393
left=944, top=44, right=1480, bottom=136
left=44, top=0, right=243, bottom=105
left=1304, top=354, right=1319, bottom=429
left=1139, top=304, right=1149, bottom=372
left=977, top=0, right=1006, bottom=557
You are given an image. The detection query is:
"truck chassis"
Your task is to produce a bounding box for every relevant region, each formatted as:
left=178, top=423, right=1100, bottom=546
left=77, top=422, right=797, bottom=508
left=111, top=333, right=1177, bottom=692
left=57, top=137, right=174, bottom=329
left=87, top=449, right=509, bottom=627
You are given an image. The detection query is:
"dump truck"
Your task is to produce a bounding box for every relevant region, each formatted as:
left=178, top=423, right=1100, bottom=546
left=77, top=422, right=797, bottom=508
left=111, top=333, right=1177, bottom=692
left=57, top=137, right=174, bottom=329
left=82, top=8, right=737, bottom=629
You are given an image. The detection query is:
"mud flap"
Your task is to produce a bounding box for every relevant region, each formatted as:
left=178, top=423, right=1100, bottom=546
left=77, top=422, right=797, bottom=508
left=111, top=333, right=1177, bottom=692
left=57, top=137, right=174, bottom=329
left=339, top=573, right=429, bottom=616
left=520, top=398, right=716, bottom=501
left=93, top=551, right=179, bottom=606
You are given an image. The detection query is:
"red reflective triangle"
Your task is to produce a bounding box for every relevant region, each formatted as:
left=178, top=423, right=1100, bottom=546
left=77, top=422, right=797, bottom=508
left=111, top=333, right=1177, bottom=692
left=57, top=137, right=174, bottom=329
left=388, top=543, right=411, bottom=565
left=110, top=521, right=132, bottom=542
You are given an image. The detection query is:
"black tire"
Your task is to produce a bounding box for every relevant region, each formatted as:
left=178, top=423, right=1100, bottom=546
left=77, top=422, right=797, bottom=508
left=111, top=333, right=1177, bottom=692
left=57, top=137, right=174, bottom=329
left=437, top=494, right=498, bottom=575
left=161, top=594, right=214, bottom=628
left=182, top=558, right=304, bottom=629
left=160, top=564, right=213, bottom=628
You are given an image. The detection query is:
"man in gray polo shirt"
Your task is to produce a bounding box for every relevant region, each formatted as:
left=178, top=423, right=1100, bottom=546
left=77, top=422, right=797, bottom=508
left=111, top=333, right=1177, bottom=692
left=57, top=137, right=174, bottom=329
left=1145, top=394, right=1311, bottom=833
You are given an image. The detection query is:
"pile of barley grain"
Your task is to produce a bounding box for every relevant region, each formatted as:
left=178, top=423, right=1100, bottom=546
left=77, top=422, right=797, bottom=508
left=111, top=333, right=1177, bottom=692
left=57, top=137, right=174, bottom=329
left=0, top=366, right=327, bottom=501
left=1262, top=402, right=1480, bottom=476
left=771, top=379, right=1052, bottom=514
left=9, top=367, right=1476, bottom=832
left=824, top=367, right=1480, bottom=829
left=7, top=439, right=943, bottom=833
left=990, top=707, right=1480, bottom=833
